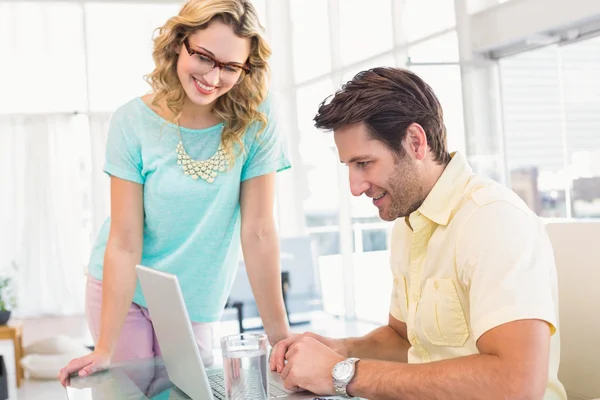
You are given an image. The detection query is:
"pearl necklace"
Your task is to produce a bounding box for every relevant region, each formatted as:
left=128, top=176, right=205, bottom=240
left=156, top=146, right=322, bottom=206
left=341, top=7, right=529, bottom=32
left=175, top=125, right=229, bottom=183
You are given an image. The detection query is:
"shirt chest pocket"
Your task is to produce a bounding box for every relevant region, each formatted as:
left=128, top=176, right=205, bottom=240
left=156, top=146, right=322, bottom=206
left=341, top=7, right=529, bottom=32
left=419, top=278, right=470, bottom=347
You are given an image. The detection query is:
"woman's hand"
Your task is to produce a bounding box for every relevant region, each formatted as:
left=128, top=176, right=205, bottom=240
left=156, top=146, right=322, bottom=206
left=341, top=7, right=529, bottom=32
left=58, top=348, right=112, bottom=387
left=270, top=332, right=348, bottom=373
left=268, top=329, right=292, bottom=347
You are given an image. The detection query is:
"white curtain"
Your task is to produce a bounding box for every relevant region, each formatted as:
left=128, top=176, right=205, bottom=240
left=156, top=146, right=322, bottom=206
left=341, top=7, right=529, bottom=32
left=0, top=115, right=87, bottom=317
left=0, top=3, right=87, bottom=115
left=0, top=118, right=25, bottom=298
left=88, top=114, right=112, bottom=242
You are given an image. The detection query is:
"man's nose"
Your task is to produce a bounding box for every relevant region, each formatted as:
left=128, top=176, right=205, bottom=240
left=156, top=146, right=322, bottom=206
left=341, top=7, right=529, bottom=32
left=349, top=173, right=369, bottom=197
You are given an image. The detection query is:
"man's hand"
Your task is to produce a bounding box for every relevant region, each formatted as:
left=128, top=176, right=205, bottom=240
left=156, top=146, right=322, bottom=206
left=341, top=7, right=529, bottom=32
left=280, top=336, right=345, bottom=395
left=269, top=332, right=348, bottom=373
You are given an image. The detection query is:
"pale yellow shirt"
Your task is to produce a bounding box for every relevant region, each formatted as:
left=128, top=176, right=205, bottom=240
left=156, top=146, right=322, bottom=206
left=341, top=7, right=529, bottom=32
left=389, top=152, right=566, bottom=400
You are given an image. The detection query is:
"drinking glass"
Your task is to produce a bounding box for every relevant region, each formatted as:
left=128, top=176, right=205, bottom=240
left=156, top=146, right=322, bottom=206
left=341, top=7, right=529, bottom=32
left=221, top=333, right=269, bottom=400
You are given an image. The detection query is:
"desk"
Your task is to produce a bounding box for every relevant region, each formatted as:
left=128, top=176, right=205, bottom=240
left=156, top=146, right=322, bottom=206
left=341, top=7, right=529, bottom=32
left=66, top=357, right=184, bottom=399
left=66, top=353, right=364, bottom=399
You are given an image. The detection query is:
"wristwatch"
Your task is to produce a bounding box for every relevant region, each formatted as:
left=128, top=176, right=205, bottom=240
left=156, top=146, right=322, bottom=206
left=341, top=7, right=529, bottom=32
left=332, top=357, right=360, bottom=398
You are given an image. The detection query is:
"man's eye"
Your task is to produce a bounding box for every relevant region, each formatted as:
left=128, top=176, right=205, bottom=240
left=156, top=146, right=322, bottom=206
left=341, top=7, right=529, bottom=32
left=357, top=161, right=369, bottom=168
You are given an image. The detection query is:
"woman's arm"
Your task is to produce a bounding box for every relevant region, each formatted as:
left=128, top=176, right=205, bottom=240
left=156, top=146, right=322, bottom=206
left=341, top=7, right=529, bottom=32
left=59, top=176, right=144, bottom=384
left=95, top=176, right=145, bottom=355
left=240, top=172, right=290, bottom=345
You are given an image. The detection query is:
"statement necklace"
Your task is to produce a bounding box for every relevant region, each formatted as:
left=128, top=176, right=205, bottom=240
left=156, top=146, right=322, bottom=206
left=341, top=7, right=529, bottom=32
left=175, top=124, right=228, bottom=183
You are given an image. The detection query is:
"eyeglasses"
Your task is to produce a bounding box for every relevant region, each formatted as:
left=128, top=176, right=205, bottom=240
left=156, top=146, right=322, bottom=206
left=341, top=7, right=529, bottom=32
left=183, top=39, right=251, bottom=85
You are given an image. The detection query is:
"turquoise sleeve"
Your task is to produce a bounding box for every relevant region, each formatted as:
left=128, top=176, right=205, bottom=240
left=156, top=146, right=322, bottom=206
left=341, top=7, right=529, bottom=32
left=241, top=97, right=291, bottom=182
left=103, top=109, right=145, bottom=184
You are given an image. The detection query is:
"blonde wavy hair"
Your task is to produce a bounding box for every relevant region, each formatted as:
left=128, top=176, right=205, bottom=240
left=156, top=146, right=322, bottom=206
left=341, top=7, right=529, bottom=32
left=145, top=0, right=271, bottom=165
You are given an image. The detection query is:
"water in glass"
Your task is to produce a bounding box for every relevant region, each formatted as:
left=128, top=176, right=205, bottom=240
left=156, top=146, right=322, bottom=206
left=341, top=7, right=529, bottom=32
left=221, top=334, right=269, bottom=400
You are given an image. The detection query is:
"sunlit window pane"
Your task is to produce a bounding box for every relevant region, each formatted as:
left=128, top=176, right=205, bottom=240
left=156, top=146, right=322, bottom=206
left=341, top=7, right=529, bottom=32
left=296, top=79, right=339, bottom=217
left=290, top=0, right=331, bottom=84
left=560, top=36, right=600, bottom=218
left=248, top=0, right=267, bottom=31
left=296, top=78, right=345, bottom=315
left=499, top=46, right=567, bottom=218
left=410, top=65, right=466, bottom=155
left=341, top=54, right=396, bottom=84
left=408, top=31, right=459, bottom=63
left=402, top=0, right=455, bottom=42
left=339, top=0, right=393, bottom=66
left=85, top=3, right=181, bottom=112
left=0, top=3, right=86, bottom=113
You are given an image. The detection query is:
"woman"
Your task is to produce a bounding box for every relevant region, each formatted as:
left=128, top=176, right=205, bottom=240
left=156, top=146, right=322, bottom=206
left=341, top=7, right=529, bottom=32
left=59, top=0, right=290, bottom=385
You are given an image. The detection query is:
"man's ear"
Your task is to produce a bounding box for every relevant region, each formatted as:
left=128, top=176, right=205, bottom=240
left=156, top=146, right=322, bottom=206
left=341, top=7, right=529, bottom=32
left=404, top=123, right=428, bottom=161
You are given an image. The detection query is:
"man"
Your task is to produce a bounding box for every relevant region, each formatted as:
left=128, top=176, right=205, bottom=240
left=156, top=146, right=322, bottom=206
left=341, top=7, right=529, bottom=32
left=270, top=67, right=566, bottom=400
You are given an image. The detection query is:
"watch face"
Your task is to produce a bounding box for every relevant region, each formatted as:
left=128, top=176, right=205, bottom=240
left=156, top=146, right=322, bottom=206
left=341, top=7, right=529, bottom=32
left=333, top=362, right=352, bottom=380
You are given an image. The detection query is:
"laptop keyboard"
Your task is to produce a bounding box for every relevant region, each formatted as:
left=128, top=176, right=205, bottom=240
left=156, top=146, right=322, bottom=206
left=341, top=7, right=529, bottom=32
left=209, top=374, right=227, bottom=400
left=209, top=372, right=290, bottom=399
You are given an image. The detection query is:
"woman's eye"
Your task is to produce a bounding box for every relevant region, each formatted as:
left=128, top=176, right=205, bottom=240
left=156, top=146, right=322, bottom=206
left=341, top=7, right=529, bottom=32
left=224, top=65, right=241, bottom=73
left=197, top=54, right=213, bottom=63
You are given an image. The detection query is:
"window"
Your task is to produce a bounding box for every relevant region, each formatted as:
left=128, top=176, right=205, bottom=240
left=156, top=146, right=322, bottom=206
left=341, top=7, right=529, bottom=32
left=402, top=0, right=455, bottom=42
left=291, top=0, right=331, bottom=84
left=339, top=0, right=393, bottom=67
left=249, top=0, right=267, bottom=30
left=408, top=31, right=459, bottom=63
left=85, top=3, right=181, bottom=112
left=410, top=65, right=466, bottom=154
left=362, top=229, right=388, bottom=252
left=341, top=54, right=397, bottom=83
left=560, top=36, right=600, bottom=218
left=499, top=36, right=600, bottom=219
left=499, top=46, right=567, bottom=217
left=295, top=78, right=346, bottom=314
left=352, top=227, right=393, bottom=323
left=0, top=3, right=87, bottom=113
left=407, top=30, right=464, bottom=154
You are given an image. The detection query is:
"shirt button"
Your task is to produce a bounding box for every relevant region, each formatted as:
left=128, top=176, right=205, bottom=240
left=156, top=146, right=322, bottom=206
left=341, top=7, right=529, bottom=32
left=413, top=294, right=419, bottom=302
left=434, top=281, right=439, bottom=290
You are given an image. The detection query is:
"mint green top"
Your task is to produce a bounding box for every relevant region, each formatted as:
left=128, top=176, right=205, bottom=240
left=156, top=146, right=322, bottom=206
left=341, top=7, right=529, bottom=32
left=88, top=95, right=290, bottom=322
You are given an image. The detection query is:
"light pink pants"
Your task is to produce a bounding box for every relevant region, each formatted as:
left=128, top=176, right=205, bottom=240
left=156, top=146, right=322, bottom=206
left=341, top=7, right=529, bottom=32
left=85, top=275, right=215, bottom=367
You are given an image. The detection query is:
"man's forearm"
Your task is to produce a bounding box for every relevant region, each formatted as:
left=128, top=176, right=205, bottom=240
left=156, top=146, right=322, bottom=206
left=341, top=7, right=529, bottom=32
left=242, top=228, right=290, bottom=345
left=347, top=355, right=536, bottom=400
left=343, top=326, right=410, bottom=363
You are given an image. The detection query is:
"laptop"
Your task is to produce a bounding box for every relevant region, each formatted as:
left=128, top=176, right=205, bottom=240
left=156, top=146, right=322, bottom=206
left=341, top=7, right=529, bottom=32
left=136, top=265, right=318, bottom=399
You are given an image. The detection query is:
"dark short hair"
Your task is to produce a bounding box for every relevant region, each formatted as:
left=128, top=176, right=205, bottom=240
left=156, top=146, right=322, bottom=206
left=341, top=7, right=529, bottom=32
left=313, top=67, right=451, bottom=165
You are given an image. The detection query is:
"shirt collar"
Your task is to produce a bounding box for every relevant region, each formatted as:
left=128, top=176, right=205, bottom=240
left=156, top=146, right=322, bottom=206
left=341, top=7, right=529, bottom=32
left=411, top=152, right=474, bottom=227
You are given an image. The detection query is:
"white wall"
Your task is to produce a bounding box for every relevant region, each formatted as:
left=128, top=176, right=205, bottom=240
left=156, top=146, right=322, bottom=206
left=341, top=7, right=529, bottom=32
left=545, top=220, right=600, bottom=400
